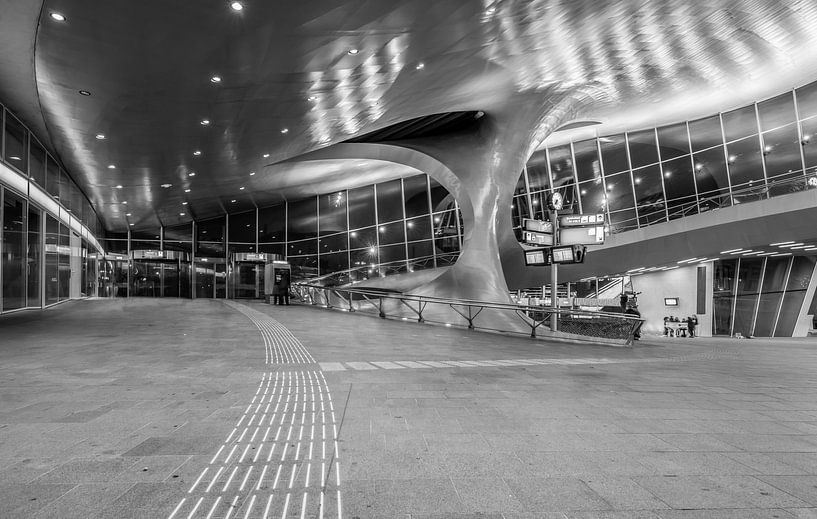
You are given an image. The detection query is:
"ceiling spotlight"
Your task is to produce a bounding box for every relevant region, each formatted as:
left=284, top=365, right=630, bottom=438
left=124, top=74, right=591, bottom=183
left=107, top=164, right=116, bottom=169
left=263, top=153, right=270, bottom=158
left=95, top=134, right=106, bottom=140
left=184, top=189, right=191, bottom=193
left=115, top=185, right=123, bottom=189
left=126, top=213, right=132, bottom=216
left=182, top=202, right=188, bottom=205
left=230, top=1, right=243, bottom=11
left=210, top=75, right=222, bottom=83
left=193, top=150, right=202, bottom=156
left=50, top=12, right=66, bottom=21
left=280, top=128, right=288, bottom=134
left=250, top=172, right=256, bottom=176
left=161, top=183, right=172, bottom=188
left=231, top=199, right=237, bottom=203
left=122, top=201, right=127, bottom=204
left=9, top=155, right=20, bottom=161
left=188, top=172, right=196, bottom=177
left=179, top=213, right=186, bottom=216
left=239, top=186, right=245, bottom=190
left=348, top=48, right=359, bottom=55
left=78, top=90, right=91, bottom=96
left=486, top=7, right=496, bottom=15
left=416, top=62, right=425, bottom=70
left=129, top=223, right=135, bottom=226
left=200, top=119, right=210, bottom=126
left=307, top=96, right=317, bottom=102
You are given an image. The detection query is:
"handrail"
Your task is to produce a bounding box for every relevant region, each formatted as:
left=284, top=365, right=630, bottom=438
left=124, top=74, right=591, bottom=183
left=294, top=252, right=459, bottom=286
left=291, top=282, right=644, bottom=346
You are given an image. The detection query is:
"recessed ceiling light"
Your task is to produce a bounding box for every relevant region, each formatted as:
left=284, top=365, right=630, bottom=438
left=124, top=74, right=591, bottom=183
left=416, top=63, right=425, bottom=70
left=107, top=164, right=116, bottom=169
left=193, top=150, right=202, bottom=156
left=115, top=185, right=123, bottom=189
left=210, top=75, right=222, bottom=83
left=188, top=172, right=196, bottom=177
left=78, top=90, right=91, bottom=96
left=281, top=129, right=288, bottom=134
left=486, top=7, right=496, bottom=15
left=348, top=49, right=359, bottom=55
left=770, top=241, right=795, bottom=246
left=230, top=1, right=243, bottom=11
left=307, top=96, right=317, bottom=102
left=9, top=155, right=20, bottom=161
left=122, top=201, right=127, bottom=204
left=126, top=213, right=132, bottom=216
left=129, top=223, right=135, bottom=226
left=249, top=172, right=256, bottom=176
left=50, top=12, right=66, bottom=21
left=161, top=183, right=172, bottom=188
left=231, top=199, right=237, bottom=203
left=179, top=212, right=186, bottom=216
left=182, top=202, right=188, bottom=205
left=184, top=189, right=191, bottom=193
left=239, top=186, right=245, bottom=190
left=95, top=134, right=106, bottom=140
left=200, top=119, right=210, bottom=126
left=263, top=153, right=270, bottom=158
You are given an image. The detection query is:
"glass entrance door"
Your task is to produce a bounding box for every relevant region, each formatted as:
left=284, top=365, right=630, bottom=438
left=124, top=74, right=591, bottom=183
left=131, top=259, right=186, bottom=297
left=231, top=262, right=265, bottom=298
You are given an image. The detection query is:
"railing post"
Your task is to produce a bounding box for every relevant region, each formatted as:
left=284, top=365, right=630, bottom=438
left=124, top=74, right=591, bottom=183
left=379, top=298, right=385, bottom=318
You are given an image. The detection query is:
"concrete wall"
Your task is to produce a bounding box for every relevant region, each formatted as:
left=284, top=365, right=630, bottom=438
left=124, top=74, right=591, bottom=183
left=631, top=264, right=712, bottom=337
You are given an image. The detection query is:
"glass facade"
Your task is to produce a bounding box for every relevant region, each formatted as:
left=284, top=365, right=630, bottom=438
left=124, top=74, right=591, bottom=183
left=514, top=80, right=817, bottom=237
left=1, top=103, right=104, bottom=314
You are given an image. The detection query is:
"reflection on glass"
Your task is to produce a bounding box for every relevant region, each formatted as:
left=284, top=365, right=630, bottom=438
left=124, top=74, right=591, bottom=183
left=229, top=210, right=256, bottom=243
left=287, top=238, right=317, bottom=256
left=318, top=233, right=347, bottom=253
left=662, top=156, right=698, bottom=219
left=627, top=129, right=659, bottom=168
left=349, top=226, right=377, bottom=249
left=689, top=115, right=723, bottom=152
left=3, top=109, right=28, bottom=174
left=762, top=124, right=803, bottom=182
left=577, top=179, right=606, bottom=214
left=733, top=258, right=764, bottom=336
left=287, top=198, right=317, bottom=241
left=713, top=259, right=737, bottom=335
left=656, top=123, right=690, bottom=161
left=776, top=256, right=817, bottom=336
left=549, top=145, right=575, bottom=188
left=573, top=140, right=601, bottom=183
left=403, top=175, right=430, bottom=218
left=754, top=257, right=788, bottom=336
left=27, top=205, right=41, bottom=307
left=376, top=179, right=403, bottom=223
left=2, top=189, right=26, bottom=310
left=406, top=216, right=432, bottom=242
left=633, top=165, right=666, bottom=226
left=599, top=134, right=629, bottom=174
left=319, top=191, right=347, bottom=235
left=604, top=171, right=635, bottom=212
left=692, top=146, right=730, bottom=197
left=725, top=135, right=764, bottom=189
left=378, top=221, right=405, bottom=245
left=722, top=105, right=758, bottom=142
left=258, top=203, right=286, bottom=242
left=758, top=92, right=796, bottom=131
left=29, top=140, right=47, bottom=187
left=347, top=185, right=376, bottom=229
left=796, top=80, right=817, bottom=119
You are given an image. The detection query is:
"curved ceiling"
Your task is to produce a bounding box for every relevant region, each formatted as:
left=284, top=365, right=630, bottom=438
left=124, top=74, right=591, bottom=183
left=4, top=1, right=817, bottom=231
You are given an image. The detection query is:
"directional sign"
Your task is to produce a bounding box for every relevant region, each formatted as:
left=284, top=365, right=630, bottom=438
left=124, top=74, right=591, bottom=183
left=523, top=219, right=553, bottom=233
left=559, top=226, right=605, bottom=245
left=523, top=230, right=553, bottom=246
left=559, top=214, right=604, bottom=227
left=524, top=248, right=551, bottom=266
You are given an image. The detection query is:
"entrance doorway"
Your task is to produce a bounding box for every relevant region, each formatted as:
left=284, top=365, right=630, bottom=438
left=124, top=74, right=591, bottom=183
left=230, top=253, right=281, bottom=299
left=131, top=251, right=191, bottom=298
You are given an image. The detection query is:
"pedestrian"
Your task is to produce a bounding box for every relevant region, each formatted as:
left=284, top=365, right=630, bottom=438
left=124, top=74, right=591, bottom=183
left=281, top=270, right=291, bottom=306
left=687, top=315, right=697, bottom=338
left=619, top=293, right=628, bottom=312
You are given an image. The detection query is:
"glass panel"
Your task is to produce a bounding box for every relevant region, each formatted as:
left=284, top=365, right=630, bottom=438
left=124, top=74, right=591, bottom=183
left=577, top=179, right=606, bottom=215
left=258, top=203, right=285, bottom=242
left=800, top=117, right=817, bottom=171
left=754, top=257, right=789, bottom=337
left=287, top=197, right=317, bottom=241
left=347, top=185, right=376, bottom=229
left=776, top=256, right=817, bottom=336
left=688, top=115, right=723, bottom=152
left=406, top=240, right=434, bottom=263
left=633, top=165, right=666, bottom=226
left=762, top=124, right=803, bottom=182
left=376, top=179, right=403, bottom=223
left=627, top=129, right=659, bottom=168
left=573, top=140, right=602, bottom=183
left=349, top=226, right=377, bottom=249
left=319, top=191, right=348, bottom=236
left=692, top=146, right=730, bottom=196
left=228, top=210, right=256, bottom=244
left=29, top=139, right=46, bottom=187
left=599, top=134, right=629, bottom=174
left=377, top=220, right=405, bottom=245
left=319, top=252, right=348, bottom=275
left=526, top=161, right=549, bottom=191
left=289, top=255, right=318, bottom=279
left=164, top=222, right=192, bottom=245
left=45, top=214, right=59, bottom=305
left=662, top=156, right=698, bottom=219
left=406, top=215, right=432, bottom=242
left=318, top=232, right=347, bottom=253
left=378, top=243, right=405, bottom=265
left=722, top=104, right=758, bottom=142
left=287, top=238, right=317, bottom=256
left=657, top=123, right=690, bottom=161
left=403, top=175, right=430, bottom=218
left=350, top=248, right=378, bottom=269
left=59, top=169, right=71, bottom=211
left=608, top=208, right=639, bottom=233
left=196, top=215, right=225, bottom=257
left=758, top=91, right=796, bottom=132
left=429, top=177, right=455, bottom=212
left=58, top=223, right=70, bottom=300
left=3, top=189, right=26, bottom=310
left=228, top=243, right=255, bottom=254
left=725, top=135, right=765, bottom=189
left=195, top=260, right=217, bottom=298
left=713, top=259, right=737, bottom=335
left=604, top=171, right=635, bottom=212
left=549, top=145, right=575, bottom=187
left=27, top=205, right=41, bottom=307
left=258, top=243, right=284, bottom=256
left=795, top=80, right=817, bottom=119
left=46, top=155, right=61, bottom=199
left=3, top=109, right=28, bottom=173
left=733, top=258, right=764, bottom=337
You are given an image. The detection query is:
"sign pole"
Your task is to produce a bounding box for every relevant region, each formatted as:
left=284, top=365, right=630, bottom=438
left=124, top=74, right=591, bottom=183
left=550, top=210, right=559, bottom=332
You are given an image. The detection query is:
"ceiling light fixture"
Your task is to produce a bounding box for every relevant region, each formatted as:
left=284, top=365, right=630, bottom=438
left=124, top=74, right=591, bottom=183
left=230, top=1, right=243, bottom=11
left=182, top=202, right=188, bottom=205
left=129, top=223, right=135, bottom=226
left=348, top=48, right=359, bottom=55
left=416, top=63, right=425, bottom=70
left=200, top=119, right=210, bottom=126
left=231, top=199, right=237, bottom=203
left=210, top=76, right=222, bottom=83
left=188, top=172, right=196, bottom=177
left=78, top=90, right=91, bottom=96
left=50, top=12, right=66, bottom=21
left=161, top=183, right=172, bottom=188
left=239, top=186, right=245, bottom=190
left=180, top=213, right=186, bottom=216
left=779, top=242, right=804, bottom=248
left=122, top=201, right=127, bottom=204
left=9, top=155, right=20, bottom=161
left=95, top=134, right=106, bottom=140
left=721, top=248, right=744, bottom=254
left=184, top=189, right=191, bottom=193
left=126, top=213, right=132, bottom=216
left=280, top=129, right=288, bottom=134
left=770, top=241, right=795, bottom=246
left=249, top=172, right=255, bottom=176
left=193, top=150, right=202, bottom=156
left=263, top=153, right=270, bottom=158
left=115, top=185, right=123, bottom=189
left=107, top=165, right=116, bottom=169
left=307, top=96, right=317, bottom=102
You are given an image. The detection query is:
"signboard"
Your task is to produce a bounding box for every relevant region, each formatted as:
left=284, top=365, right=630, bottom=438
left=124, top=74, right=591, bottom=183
left=523, top=219, right=553, bottom=233
left=559, top=214, right=604, bottom=227
left=244, top=253, right=267, bottom=262
left=524, top=248, right=551, bottom=266
left=559, top=226, right=605, bottom=245
left=523, top=230, right=553, bottom=246
left=139, top=250, right=164, bottom=259
left=551, top=245, right=586, bottom=264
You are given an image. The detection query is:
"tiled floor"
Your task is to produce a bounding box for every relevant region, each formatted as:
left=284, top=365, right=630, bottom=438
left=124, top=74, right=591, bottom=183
left=1, top=298, right=816, bottom=518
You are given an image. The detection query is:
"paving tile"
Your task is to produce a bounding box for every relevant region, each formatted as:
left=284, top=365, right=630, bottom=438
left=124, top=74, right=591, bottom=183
left=758, top=476, right=817, bottom=506
left=504, top=477, right=610, bottom=511
left=631, top=475, right=810, bottom=509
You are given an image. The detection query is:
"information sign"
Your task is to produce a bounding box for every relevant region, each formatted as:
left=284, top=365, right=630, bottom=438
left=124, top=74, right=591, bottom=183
left=551, top=246, right=575, bottom=263
left=523, top=219, right=553, bottom=233
left=524, top=248, right=551, bottom=266
left=559, top=214, right=604, bottom=227
left=523, top=230, right=553, bottom=246
left=559, top=226, right=605, bottom=245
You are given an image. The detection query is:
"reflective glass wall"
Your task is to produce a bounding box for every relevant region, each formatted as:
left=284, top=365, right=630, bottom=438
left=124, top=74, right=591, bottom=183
left=713, top=256, right=817, bottom=337
left=513, top=81, right=817, bottom=235
left=1, top=102, right=104, bottom=314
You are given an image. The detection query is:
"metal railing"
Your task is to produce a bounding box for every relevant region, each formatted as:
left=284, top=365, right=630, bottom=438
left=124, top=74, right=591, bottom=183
left=291, top=282, right=644, bottom=346
left=293, top=252, right=460, bottom=287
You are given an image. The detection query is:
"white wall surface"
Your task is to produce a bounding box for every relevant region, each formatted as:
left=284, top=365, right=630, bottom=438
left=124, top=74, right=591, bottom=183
left=631, top=264, right=711, bottom=337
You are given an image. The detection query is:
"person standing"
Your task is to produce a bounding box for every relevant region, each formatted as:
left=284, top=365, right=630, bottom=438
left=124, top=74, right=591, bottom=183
left=688, top=315, right=697, bottom=338
left=281, top=270, right=291, bottom=306
left=619, top=293, right=628, bottom=312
